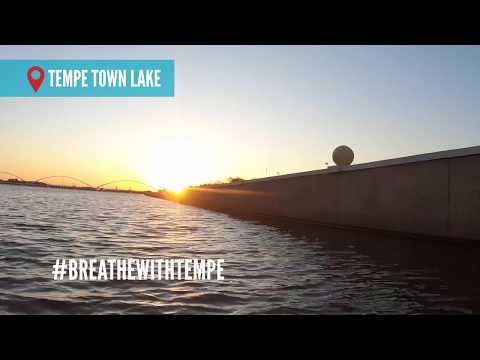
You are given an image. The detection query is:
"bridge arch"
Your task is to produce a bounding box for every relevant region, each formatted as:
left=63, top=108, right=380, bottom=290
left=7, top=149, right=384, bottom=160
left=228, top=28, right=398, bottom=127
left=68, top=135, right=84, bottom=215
left=0, top=171, right=25, bottom=181
left=2, top=173, right=158, bottom=192
left=96, top=179, right=158, bottom=191
left=34, top=176, right=94, bottom=188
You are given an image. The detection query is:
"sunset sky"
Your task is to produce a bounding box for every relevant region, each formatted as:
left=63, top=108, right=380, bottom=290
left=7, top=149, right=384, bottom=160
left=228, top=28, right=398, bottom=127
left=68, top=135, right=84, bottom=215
left=1, top=45, right=480, bottom=191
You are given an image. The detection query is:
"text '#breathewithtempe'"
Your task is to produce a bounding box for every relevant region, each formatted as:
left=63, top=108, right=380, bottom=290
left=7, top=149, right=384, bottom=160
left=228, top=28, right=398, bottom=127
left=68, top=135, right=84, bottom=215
left=52, top=258, right=225, bottom=281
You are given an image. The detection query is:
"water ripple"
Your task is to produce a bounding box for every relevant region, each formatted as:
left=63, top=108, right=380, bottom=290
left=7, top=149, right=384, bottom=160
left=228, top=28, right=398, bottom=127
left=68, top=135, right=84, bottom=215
left=1, top=184, right=480, bottom=314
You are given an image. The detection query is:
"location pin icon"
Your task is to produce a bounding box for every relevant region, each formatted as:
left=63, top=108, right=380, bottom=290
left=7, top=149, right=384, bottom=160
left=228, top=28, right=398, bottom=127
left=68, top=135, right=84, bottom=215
left=27, top=66, right=45, bottom=92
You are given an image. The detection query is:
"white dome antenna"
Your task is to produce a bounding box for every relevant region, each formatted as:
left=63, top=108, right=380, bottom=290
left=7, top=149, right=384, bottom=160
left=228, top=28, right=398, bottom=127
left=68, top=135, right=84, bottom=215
left=332, top=145, right=354, bottom=166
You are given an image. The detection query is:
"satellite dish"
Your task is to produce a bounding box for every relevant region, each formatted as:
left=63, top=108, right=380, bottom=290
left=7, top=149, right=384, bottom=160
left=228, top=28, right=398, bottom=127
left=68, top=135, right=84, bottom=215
left=332, top=145, right=354, bottom=166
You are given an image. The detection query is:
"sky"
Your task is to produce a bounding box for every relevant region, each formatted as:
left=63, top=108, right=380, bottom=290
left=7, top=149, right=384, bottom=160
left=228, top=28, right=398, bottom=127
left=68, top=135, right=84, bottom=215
left=1, top=45, right=480, bottom=191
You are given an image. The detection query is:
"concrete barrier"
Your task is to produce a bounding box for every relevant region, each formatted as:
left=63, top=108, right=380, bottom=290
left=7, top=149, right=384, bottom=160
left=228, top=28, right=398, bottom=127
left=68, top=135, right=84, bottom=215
left=152, top=146, right=480, bottom=241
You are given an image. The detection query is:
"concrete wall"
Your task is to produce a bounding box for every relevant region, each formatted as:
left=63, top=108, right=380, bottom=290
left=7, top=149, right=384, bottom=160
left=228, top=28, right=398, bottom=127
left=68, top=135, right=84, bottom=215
left=159, top=153, right=480, bottom=241
left=449, top=155, right=480, bottom=240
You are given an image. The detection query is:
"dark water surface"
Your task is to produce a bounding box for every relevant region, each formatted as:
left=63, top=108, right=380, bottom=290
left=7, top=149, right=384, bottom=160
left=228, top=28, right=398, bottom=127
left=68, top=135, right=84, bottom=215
left=1, top=183, right=480, bottom=314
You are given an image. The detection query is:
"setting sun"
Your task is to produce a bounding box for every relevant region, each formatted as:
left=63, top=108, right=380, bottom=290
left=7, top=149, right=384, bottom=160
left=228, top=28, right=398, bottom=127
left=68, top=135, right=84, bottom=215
left=142, top=139, right=215, bottom=192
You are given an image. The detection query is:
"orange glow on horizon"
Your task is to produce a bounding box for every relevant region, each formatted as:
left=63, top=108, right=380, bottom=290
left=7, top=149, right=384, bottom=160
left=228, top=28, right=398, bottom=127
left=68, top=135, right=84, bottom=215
left=140, top=139, right=216, bottom=193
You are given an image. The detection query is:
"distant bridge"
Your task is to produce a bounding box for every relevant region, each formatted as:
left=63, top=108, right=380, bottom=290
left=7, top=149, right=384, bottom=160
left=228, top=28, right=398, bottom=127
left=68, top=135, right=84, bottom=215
left=34, top=176, right=94, bottom=188
left=0, top=171, right=25, bottom=181
left=0, top=172, right=158, bottom=192
left=96, top=179, right=157, bottom=191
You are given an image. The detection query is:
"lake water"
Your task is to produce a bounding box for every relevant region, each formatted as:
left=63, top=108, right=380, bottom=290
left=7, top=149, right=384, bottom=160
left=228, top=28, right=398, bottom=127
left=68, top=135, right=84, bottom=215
left=1, top=183, right=479, bottom=314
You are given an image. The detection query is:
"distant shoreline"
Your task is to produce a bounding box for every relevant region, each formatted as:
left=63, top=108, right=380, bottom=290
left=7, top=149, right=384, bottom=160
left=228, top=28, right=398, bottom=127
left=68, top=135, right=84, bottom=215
left=0, top=181, right=147, bottom=195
